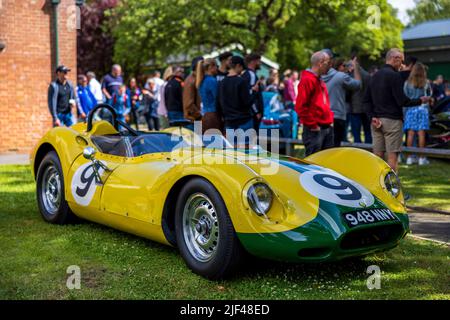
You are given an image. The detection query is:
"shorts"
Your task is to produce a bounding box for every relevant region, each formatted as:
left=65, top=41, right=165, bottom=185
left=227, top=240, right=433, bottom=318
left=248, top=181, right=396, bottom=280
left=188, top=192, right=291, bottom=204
left=371, top=118, right=403, bottom=153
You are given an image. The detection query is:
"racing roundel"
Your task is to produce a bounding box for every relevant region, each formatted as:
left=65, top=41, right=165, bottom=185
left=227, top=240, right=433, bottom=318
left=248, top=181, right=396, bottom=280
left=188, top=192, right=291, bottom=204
left=299, top=169, right=374, bottom=208
left=71, top=162, right=105, bottom=206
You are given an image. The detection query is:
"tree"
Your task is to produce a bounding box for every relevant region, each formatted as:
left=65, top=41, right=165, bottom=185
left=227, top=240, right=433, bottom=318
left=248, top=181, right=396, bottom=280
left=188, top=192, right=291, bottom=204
left=407, top=0, right=450, bottom=26
left=107, top=0, right=404, bottom=73
left=107, top=0, right=302, bottom=74
left=77, top=0, right=119, bottom=77
left=275, top=0, right=404, bottom=69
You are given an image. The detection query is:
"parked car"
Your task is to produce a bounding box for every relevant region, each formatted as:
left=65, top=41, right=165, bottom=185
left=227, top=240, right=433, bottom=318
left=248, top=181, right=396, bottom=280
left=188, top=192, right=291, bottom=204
left=31, top=104, right=410, bottom=279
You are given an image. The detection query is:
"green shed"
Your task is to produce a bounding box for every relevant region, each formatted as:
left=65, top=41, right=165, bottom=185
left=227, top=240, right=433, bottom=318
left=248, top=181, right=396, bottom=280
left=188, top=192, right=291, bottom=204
left=402, top=19, right=450, bottom=80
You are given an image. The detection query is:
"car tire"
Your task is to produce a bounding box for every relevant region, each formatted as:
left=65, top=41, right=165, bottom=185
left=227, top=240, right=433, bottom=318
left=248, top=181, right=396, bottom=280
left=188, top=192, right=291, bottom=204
left=175, top=178, right=245, bottom=279
left=36, top=151, right=77, bottom=224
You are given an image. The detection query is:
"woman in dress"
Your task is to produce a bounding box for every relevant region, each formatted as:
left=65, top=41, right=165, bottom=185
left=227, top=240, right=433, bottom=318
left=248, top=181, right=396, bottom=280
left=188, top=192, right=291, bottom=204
left=403, top=62, right=432, bottom=165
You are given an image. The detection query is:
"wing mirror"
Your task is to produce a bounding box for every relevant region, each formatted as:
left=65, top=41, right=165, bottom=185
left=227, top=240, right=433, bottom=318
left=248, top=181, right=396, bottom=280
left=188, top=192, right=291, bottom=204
left=83, top=146, right=97, bottom=161
left=83, top=147, right=111, bottom=185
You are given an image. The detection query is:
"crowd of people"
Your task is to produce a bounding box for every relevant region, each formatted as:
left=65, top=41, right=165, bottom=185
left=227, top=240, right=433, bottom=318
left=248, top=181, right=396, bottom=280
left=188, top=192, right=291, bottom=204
left=48, top=48, right=449, bottom=171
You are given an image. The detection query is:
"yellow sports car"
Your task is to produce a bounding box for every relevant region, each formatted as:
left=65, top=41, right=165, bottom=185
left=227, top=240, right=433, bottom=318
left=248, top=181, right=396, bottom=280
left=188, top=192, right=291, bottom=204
left=31, top=104, right=409, bottom=279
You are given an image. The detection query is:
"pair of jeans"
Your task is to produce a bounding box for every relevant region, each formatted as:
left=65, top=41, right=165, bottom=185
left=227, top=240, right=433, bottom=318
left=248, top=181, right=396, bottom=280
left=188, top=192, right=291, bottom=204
left=349, top=113, right=372, bottom=144
left=333, top=119, right=347, bottom=147
left=167, top=111, right=194, bottom=130
left=168, top=111, right=184, bottom=121
left=145, top=114, right=160, bottom=131
left=57, top=112, right=73, bottom=127
left=302, top=126, right=334, bottom=157
left=225, top=118, right=255, bottom=146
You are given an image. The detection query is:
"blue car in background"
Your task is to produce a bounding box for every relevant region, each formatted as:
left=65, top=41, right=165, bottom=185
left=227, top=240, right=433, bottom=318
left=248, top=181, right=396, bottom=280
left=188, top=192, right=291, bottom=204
left=259, top=91, right=299, bottom=139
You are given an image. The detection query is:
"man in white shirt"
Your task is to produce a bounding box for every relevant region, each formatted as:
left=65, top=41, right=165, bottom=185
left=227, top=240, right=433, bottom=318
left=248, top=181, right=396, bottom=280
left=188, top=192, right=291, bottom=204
left=86, top=71, right=104, bottom=103
left=147, top=71, right=165, bottom=101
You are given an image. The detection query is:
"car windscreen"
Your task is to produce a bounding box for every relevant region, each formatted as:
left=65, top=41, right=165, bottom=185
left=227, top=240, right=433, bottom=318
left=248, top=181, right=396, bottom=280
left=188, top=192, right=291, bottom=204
left=130, top=134, right=189, bottom=156
left=92, top=133, right=189, bottom=157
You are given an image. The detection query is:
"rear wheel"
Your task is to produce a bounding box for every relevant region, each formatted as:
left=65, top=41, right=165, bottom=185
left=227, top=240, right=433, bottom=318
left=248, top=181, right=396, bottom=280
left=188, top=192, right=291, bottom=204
left=175, top=178, right=244, bottom=279
left=36, top=151, right=77, bottom=224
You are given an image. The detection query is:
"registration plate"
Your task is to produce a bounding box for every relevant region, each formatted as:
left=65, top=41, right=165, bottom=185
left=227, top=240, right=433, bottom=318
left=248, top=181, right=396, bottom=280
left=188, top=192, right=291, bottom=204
left=342, top=208, right=398, bottom=228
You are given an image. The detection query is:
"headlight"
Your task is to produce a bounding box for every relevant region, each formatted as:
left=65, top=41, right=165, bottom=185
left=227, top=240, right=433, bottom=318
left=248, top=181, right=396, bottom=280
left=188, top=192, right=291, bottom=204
left=247, top=183, right=273, bottom=216
left=384, top=171, right=401, bottom=197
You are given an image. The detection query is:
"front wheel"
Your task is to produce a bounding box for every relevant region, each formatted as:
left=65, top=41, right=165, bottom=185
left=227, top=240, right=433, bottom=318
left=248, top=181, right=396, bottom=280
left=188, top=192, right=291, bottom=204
left=175, top=178, right=245, bottom=279
left=36, top=151, right=77, bottom=224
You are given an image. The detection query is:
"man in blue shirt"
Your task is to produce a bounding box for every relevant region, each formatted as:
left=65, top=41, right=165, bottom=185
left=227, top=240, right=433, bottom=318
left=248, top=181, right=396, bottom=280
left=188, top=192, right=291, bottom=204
left=76, top=75, right=97, bottom=120
left=112, top=84, right=131, bottom=123
left=102, top=64, right=124, bottom=104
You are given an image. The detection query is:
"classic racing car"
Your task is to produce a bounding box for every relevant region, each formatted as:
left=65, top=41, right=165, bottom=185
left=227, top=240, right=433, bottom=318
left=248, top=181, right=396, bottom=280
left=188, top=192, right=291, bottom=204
left=31, top=104, right=409, bottom=279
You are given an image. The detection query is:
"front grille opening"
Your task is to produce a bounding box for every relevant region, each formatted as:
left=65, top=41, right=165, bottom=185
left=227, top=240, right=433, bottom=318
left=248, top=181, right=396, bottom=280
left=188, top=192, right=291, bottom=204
left=298, top=247, right=331, bottom=258
left=340, top=224, right=403, bottom=250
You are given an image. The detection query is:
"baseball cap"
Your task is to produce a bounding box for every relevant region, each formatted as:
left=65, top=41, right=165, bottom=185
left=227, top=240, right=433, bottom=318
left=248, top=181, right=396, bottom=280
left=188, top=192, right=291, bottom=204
left=56, top=65, right=71, bottom=73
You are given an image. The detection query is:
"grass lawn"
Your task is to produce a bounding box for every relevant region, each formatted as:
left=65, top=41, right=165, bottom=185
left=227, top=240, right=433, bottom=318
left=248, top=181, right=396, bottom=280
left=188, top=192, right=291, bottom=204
left=398, top=160, right=450, bottom=212
left=0, top=165, right=448, bottom=300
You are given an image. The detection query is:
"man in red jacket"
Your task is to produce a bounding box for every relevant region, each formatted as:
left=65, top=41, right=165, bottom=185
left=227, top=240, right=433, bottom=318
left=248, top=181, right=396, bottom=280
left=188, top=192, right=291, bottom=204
left=295, top=51, right=334, bottom=156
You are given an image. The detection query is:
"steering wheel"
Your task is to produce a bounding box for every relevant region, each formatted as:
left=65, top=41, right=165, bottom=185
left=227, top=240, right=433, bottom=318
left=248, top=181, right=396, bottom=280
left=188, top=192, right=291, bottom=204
left=87, top=103, right=118, bottom=132
left=116, top=119, right=139, bottom=136
left=86, top=103, right=138, bottom=136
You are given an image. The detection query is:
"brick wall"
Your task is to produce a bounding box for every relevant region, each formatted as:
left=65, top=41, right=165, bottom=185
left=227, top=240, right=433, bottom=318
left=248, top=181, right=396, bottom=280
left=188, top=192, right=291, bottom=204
left=0, top=0, right=77, bottom=153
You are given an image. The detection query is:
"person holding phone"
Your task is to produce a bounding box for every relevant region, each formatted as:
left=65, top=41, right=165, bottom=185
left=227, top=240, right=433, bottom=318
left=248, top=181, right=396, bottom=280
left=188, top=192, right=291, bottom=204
left=242, top=53, right=264, bottom=131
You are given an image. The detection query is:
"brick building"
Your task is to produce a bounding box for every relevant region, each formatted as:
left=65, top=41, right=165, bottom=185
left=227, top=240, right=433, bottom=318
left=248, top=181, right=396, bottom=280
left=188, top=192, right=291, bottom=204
left=0, top=0, right=77, bottom=153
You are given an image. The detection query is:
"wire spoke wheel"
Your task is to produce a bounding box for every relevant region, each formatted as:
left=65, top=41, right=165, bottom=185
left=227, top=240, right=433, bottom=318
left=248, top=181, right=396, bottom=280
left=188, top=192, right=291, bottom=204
left=182, top=193, right=219, bottom=263
left=41, top=165, right=62, bottom=215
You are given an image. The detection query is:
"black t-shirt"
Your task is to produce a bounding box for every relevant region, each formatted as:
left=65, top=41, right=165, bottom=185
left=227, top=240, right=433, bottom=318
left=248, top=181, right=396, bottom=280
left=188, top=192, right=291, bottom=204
left=56, top=80, right=71, bottom=114
left=216, top=70, right=228, bottom=82
left=164, top=76, right=183, bottom=112
left=217, top=75, right=252, bottom=126
left=241, top=69, right=263, bottom=115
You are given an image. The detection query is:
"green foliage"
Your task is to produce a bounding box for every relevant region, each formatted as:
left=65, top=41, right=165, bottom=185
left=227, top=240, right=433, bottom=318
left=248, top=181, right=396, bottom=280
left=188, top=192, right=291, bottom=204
left=107, top=0, right=404, bottom=72
left=407, top=0, right=450, bottom=26
left=276, top=0, right=404, bottom=69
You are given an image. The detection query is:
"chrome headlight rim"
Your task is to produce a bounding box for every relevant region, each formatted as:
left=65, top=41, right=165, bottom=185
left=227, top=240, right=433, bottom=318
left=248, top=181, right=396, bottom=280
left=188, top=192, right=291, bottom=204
left=246, top=182, right=273, bottom=216
left=384, top=171, right=402, bottom=198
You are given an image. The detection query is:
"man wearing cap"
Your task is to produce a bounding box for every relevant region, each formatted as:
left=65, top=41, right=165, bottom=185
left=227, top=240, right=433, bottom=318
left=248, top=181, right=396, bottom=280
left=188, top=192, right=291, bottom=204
left=183, top=56, right=204, bottom=126
left=47, top=65, right=77, bottom=127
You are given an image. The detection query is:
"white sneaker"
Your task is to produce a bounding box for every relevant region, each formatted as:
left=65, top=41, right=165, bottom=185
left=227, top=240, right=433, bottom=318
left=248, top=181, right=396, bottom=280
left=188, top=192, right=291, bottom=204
left=419, top=157, right=430, bottom=165
left=406, top=157, right=414, bottom=165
